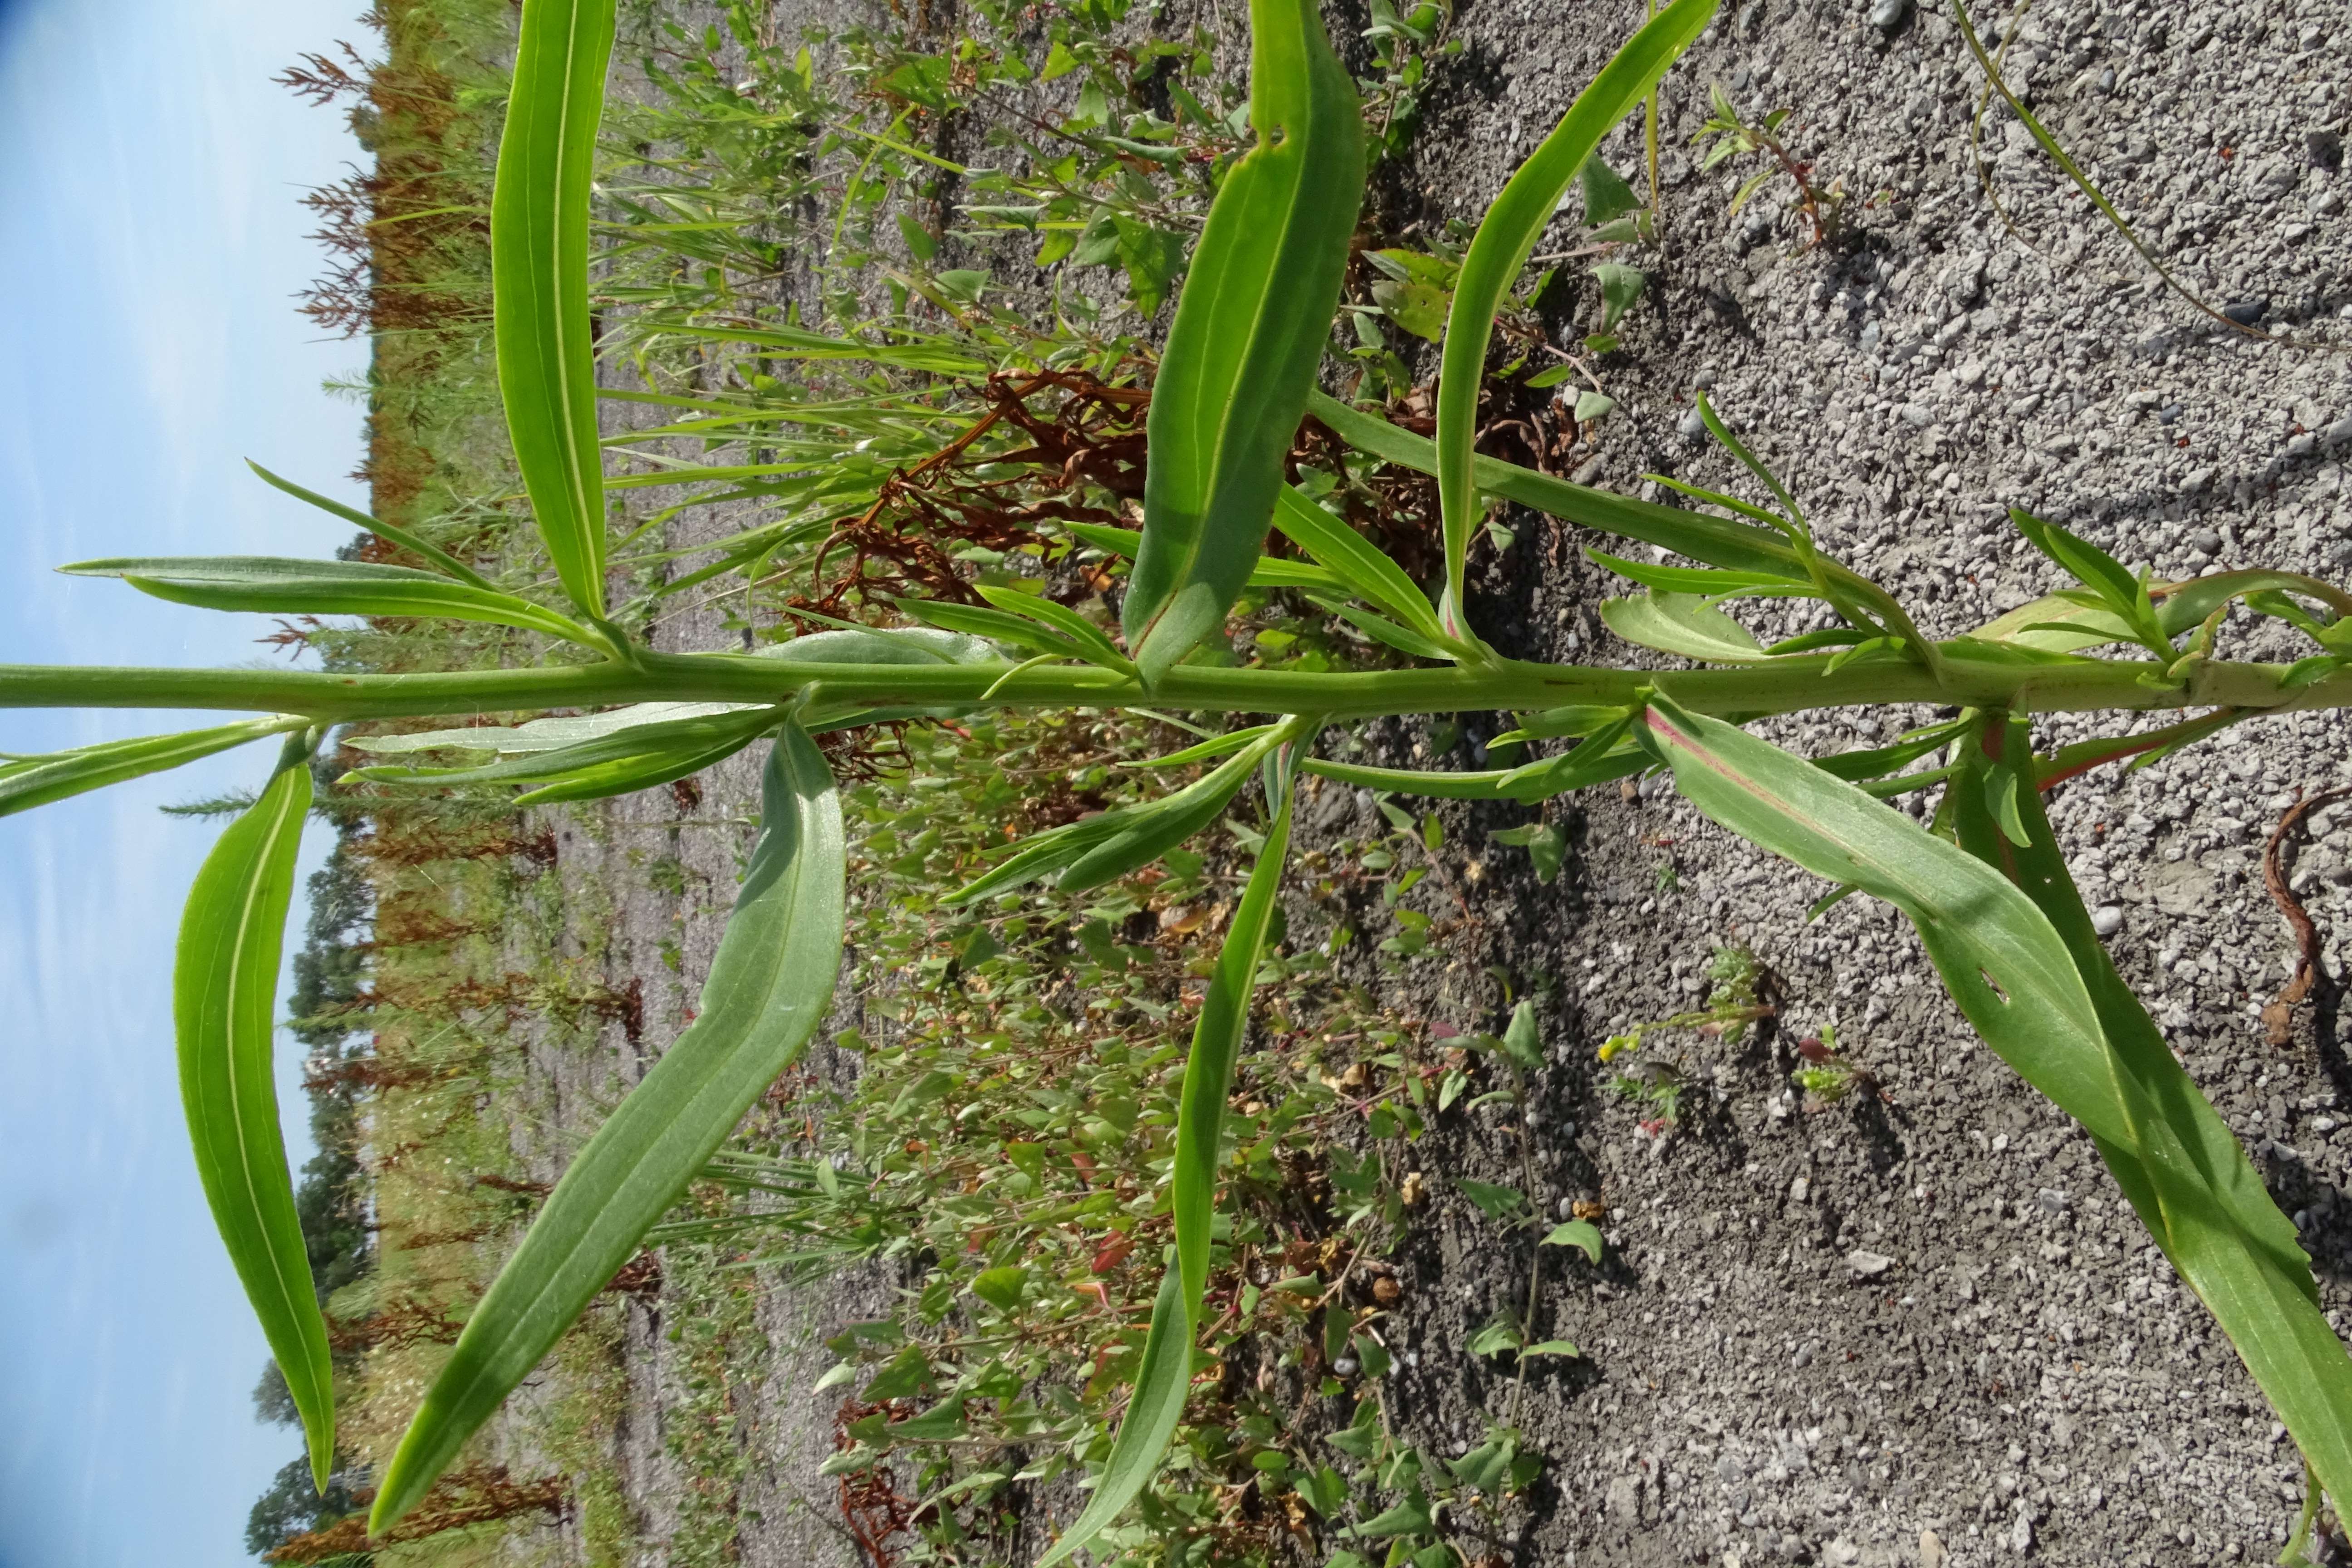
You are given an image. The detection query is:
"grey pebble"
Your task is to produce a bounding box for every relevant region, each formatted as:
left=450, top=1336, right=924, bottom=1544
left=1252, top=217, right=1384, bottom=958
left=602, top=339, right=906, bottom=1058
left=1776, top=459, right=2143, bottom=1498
left=1845, top=1249, right=1894, bottom=1278
left=2092, top=905, right=2125, bottom=937
left=2310, top=128, right=2345, bottom=171
left=1679, top=406, right=1709, bottom=442
left=2157, top=403, right=2181, bottom=425
left=1867, top=0, right=1911, bottom=35
left=2222, top=299, right=2270, bottom=327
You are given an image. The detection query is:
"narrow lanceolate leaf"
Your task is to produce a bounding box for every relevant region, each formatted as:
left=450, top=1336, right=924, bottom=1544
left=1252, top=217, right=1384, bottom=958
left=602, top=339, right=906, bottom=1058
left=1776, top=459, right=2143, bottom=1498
left=1122, top=0, right=1365, bottom=683
left=345, top=707, right=779, bottom=793
left=495, top=0, right=621, bottom=617
left=1432, top=0, right=1718, bottom=631
left=1270, top=488, right=1449, bottom=644
left=1039, top=746, right=1301, bottom=1566
left=245, top=461, right=498, bottom=590
left=1, top=716, right=297, bottom=819
left=1952, top=717, right=2352, bottom=1511
left=946, top=737, right=1274, bottom=904
left=1585, top=545, right=1806, bottom=599
left=60, top=557, right=595, bottom=644
left=1065, top=519, right=1352, bottom=601
left=372, top=725, right=846, bottom=1530
left=176, top=745, right=333, bottom=1489
left=1597, top=591, right=1768, bottom=663
left=903, top=599, right=1104, bottom=666
left=1307, top=389, right=1801, bottom=579
left=346, top=702, right=761, bottom=757
left=1640, top=696, right=2352, bottom=1508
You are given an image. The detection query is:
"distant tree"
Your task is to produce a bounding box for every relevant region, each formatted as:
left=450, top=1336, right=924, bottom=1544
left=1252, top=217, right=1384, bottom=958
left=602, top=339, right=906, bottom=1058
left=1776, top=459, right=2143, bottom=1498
left=251, top=1359, right=300, bottom=1427
left=245, top=1456, right=363, bottom=1560
left=277, top=833, right=379, bottom=1305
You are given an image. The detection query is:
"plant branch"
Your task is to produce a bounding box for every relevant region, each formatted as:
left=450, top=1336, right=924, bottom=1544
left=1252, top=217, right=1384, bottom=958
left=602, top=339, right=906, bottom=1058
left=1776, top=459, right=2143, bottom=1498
left=6, top=646, right=2352, bottom=728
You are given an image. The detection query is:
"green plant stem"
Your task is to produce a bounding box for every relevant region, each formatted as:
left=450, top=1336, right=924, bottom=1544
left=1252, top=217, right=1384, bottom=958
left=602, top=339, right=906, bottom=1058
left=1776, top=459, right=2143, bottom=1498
left=1644, top=0, right=1662, bottom=230
left=1505, top=1062, right=1542, bottom=1429
left=7, top=648, right=2352, bottom=726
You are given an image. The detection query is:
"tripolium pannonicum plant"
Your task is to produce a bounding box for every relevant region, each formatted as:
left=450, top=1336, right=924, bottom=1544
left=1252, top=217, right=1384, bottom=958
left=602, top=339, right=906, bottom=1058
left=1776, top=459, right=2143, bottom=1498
left=9, top=0, right=2352, bottom=1552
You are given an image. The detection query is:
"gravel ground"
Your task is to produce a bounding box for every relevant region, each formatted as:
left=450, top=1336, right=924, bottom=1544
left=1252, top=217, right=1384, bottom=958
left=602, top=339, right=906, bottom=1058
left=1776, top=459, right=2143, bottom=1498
left=506, top=0, right=2352, bottom=1563
left=1340, top=0, right=2352, bottom=1563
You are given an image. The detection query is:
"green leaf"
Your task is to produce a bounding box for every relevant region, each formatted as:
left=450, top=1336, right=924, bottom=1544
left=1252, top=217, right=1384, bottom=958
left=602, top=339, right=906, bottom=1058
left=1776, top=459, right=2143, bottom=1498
left=1490, top=821, right=1567, bottom=882
left=759, top=626, right=1000, bottom=668
left=1271, top=488, right=1447, bottom=641
left=1598, top=592, right=1767, bottom=663
left=1432, top=0, right=1718, bottom=631
left=902, top=598, right=1100, bottom=664
left=2158, top=570, right=2352, bottom=636
left=493, top=0, right=621, bottom=617
left=1127, top=726, right=1281, bottom=772
left=245, top=461, right=498, bottom=590
left=896, top=211, right=939, bottom=260
left=974, top=585, right=1133, bottom=673
left=1521, top=1339, right=1580, bottom=1358
left=631, top=321, right=987, bottom=378
left=888, top=1069, right=957, bottom=1120
left=1466, top=1316, right=1523, bottom=1359
left=1540, top=1220, right=1602, bottom=1263
left=176, top=743, right=333, bottom=1488
left=345, top=707, right=778, bottom=798
left=1494, top=704, right=1631, bottom=743
left=1950, top=716, right=2352, bottom=1511
left=1298, top=757, right=1545, bottom=804
left=889, top=1397, right=968, bottom=1442
left=1308, top=389, right=1803, bottom=579
left=1499, top=999, right=1544, bottom=1071
left=1306, top=596, right=1457, bottom=662
left=372, top=725, right=846, bottom=1530
left=1296, top=1463, right=1349, bottom=1518
left=1065, top=519, right=1350, bottom=598
left=1980, top=757, right=2032, bottom=847
left=948, top=737, right=1274, bottom=903
left=1122, top=0, right=1366, bottom=682
left=0, top=716, right=297, bottom=820
left=1450, top=1433, right=1518, bottom=1491
left=971, top=1266, right=1029, bottom=1312
left=1812, top=718, right=1967, bottom=780
left=1581, top=155, right=1641, bottom=226
left=347, top=701, right=764, bottom=757
left=59, top=557, right=593, bottom=643
left=1356, top=1494, right=1435, bottom=1538
left=2009, top=508, right=2163, bottom=650
left=1589, top=262, right=1646, bottom=330
left=1369, top=276, right=1451, bottom=341
left=1036, top=741, right=1301, bottom=1566
left=862, top=1344, right=935, bottom=1402
left=1584, top=547, right=1803, bottom=599
left=1638, top=696, right=2352, bottom=1511
left=1460, top=1180, right=1526, bottom=1221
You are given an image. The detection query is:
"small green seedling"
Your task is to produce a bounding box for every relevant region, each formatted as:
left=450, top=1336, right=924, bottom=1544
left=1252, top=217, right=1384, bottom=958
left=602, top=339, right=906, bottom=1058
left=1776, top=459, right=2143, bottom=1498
left=1691, top=81, right=1845, bottom=247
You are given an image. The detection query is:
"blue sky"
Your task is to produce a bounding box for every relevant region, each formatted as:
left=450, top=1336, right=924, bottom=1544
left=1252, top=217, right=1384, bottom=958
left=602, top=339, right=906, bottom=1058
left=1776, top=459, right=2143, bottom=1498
left=0, top=0, right=369, bottom=1562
